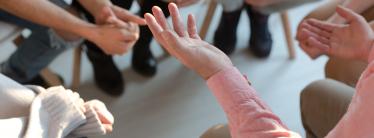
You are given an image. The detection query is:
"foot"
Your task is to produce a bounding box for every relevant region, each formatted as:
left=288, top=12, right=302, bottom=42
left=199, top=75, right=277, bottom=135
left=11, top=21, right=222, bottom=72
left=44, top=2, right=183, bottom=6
left=132, top=53, right=157, bottom=77
left=86, top=45, right=125, bottom=96
left=213, top=9, right=242, bottom=55
left=131, top=26, right=157, bottom=77
left=246, top=6, right=273, bottom=58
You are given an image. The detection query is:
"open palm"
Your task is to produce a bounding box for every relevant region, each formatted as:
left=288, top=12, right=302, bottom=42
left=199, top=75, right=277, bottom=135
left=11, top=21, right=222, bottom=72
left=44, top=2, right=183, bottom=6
left=145, top=3, right=232, bottom=80
left=302, top=6, right=374, bottom=62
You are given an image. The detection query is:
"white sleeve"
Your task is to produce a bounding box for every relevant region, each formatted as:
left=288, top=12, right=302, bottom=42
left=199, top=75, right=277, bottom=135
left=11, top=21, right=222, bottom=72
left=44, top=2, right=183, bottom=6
left=0, top=74, right=36, bottom=119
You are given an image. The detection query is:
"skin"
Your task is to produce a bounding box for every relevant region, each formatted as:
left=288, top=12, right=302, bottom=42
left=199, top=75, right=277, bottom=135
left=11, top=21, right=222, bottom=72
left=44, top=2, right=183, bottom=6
left=299, top=6, right=374, bottom=62
left=84, top=100, right=114, bottom=133
left=0, top=0, right=145, bottom=55
left=145, top=3, right=233, bottom=80
left=296, top=0, right=374, bottom=59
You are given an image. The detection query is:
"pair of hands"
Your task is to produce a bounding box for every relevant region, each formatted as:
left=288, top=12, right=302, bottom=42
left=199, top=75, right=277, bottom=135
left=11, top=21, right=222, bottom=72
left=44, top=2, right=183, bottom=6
left=88, top=0, right=200, bottom=55
left=88, top=5, right=146, bottom=55
left=296, top=6, right=374, bottom=62
left=69, top=91, right=114, bottom=133
left=145, top=3, right=233, bottom=80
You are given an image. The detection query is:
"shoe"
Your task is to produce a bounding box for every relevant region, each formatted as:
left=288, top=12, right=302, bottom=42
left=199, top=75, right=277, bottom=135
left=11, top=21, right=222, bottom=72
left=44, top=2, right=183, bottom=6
left=213, top=8, right=242, bottom=55
left=132, top=26, right=157, bottom=77
left=24, top=74, right=64, bottom=88
left=246, top=5, right=273, bottom=58
left=86, top=43, right=125, bottom=96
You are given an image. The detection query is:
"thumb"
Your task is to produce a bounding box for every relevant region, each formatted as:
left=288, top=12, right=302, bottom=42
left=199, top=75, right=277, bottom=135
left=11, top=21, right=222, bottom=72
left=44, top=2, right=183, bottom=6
left=102, top=6, right=129, bottom=28
left=106, top=17, right=129, bottom=28
left=102, top=6, right=116, bottom=21
left=336, top=6, right=364, bottom=24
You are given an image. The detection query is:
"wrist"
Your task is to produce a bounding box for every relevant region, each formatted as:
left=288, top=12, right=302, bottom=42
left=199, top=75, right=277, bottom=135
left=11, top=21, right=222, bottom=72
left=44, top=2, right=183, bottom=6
left=203, top=65, right=234, bottom=80
left=77, top=23, right=100, bottom=43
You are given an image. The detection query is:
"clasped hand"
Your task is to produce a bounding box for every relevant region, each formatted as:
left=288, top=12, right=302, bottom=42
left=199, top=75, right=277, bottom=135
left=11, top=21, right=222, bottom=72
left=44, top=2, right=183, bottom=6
left=91, top=5, right=146, bottom=55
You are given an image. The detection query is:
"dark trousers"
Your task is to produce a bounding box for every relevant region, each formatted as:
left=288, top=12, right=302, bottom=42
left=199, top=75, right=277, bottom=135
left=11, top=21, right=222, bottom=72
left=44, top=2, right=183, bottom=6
left=73, top=0, right=170, bottom=58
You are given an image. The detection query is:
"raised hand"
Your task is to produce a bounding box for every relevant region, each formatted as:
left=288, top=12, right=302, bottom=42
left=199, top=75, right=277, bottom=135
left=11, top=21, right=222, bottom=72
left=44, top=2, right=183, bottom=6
left=145, top=3, right=233, bottom=80
left=298, top=6, right=374, bottom=62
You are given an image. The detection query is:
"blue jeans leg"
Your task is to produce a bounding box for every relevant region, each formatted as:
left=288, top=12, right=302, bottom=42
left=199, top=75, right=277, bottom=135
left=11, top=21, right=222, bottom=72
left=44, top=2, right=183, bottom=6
left=0, top=10, right=69, bottom=83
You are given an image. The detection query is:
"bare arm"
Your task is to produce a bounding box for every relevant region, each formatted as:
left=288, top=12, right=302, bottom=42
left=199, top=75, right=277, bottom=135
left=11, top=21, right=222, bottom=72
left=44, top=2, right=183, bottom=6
left=328, top=0, right=374, bottom=23
left=0, top=0, right=99, bottom=39
left=77, top=0, right=113, bottom=21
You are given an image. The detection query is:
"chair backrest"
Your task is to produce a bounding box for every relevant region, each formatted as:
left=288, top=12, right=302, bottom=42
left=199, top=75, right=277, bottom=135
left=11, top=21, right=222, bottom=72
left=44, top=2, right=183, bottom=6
left=0, top=21, right=23, bottom=45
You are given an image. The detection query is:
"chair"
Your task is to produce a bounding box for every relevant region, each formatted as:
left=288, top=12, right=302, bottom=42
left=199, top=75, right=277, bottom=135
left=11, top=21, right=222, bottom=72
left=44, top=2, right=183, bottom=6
left=198, top=0, right=296, bottom=59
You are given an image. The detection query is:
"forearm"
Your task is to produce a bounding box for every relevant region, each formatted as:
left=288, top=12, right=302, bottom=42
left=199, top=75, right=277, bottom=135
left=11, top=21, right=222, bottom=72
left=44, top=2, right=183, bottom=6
left=341, top=0, right=374, bottom=14
left=0, top=0, right=96, bottom=39
left=77, top=0, right=113, bottom=19
left=207, top=67, right=300, bottom=137
left=328, top=0, right=374, bottom=23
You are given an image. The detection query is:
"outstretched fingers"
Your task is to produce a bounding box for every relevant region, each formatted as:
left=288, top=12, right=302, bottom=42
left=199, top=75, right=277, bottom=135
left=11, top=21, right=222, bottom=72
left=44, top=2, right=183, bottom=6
left=187, top=14, right=200, bottom=39
left=168, top=3, right=188, bottom=37
left=307, top=19, right=336, bottom=33
left=144, top=13, right=164, bottom=43
left=152, top=6, right=171, bottom=30
left=307, top=37, right=330, bottom=53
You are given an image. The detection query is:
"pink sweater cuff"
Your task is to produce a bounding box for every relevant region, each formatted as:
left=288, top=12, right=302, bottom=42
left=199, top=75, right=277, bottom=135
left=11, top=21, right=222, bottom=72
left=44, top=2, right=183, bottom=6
left=206, top=67, right=261, bottom=112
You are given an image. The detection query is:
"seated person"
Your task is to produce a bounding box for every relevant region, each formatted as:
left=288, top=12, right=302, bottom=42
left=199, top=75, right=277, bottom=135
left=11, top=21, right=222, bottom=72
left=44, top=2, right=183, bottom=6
left=297, top=0, right=374, bottom=137
left=75, top=0, right=201, bottom=96
left=214, top=0, right=318, bottom=57
left=146, top=3, right=374, bottom=137
left=0, top=0, right=143, bottom=96
left=0, top=74, right=114, bottom=137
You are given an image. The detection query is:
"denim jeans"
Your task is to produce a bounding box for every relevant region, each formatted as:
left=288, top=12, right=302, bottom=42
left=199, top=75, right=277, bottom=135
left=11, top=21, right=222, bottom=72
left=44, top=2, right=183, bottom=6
left=0, top=0, right=71, bottom=83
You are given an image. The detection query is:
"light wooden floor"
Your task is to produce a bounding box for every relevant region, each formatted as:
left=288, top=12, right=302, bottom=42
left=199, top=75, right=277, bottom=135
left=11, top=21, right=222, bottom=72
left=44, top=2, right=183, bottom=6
left=0, top=1, right=328, bottom=138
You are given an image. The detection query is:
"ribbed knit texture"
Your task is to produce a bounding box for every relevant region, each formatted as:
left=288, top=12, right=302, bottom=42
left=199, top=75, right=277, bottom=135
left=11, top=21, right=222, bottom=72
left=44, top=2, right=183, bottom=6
left=69, top=106, right=106, bottom=137
left=24, top=86, right=86, bottom=138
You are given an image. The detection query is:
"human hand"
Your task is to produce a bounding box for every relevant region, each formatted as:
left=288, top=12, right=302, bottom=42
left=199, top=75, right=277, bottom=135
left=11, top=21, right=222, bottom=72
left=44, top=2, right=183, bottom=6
left=95, top=5, right=146, bottom=25
left=81, top=6, right=140, bottom=55
left=299, top=6, right=374, bottom=62
left=84, top=100, right=114, bottom=133
left=145, top=3, right=233, bottom=80
left=88, top=23, right=139, bottom=55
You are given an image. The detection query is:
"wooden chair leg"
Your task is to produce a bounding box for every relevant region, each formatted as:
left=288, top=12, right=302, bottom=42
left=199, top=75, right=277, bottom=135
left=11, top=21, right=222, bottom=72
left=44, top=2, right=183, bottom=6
left=40, top=68, right=63, bottom=86
left=199, top=0, right=218, bottom=40
left=281, top=11, right=296, bottom=59
left=71, top=46, right=82, bottom=90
